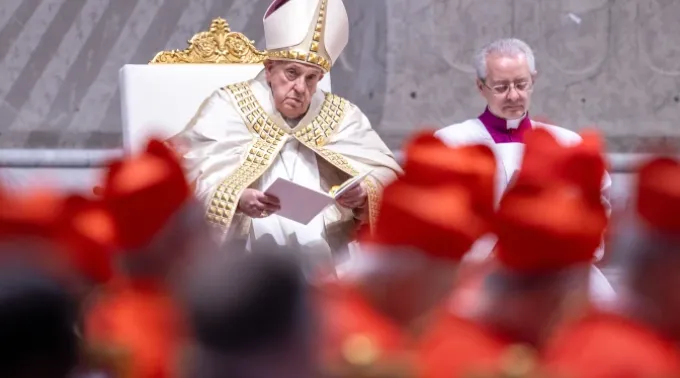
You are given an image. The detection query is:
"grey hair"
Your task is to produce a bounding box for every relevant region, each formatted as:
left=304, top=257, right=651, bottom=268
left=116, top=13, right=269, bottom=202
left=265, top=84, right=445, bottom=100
left=474, top=38, right=537, bottom=80
left=610, top=214, right=680, bottom=277
left=483, top=264, right=589, bottom=296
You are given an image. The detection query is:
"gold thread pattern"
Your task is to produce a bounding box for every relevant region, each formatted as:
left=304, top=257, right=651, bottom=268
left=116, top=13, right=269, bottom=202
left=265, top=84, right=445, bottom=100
left=205, top=137, right=283, bottom=229
left=309, top=148, right=357, bottom=176
left=311, top=0, right=326, bottom=50
left=266, top=49, right=331, bottom=72
left=205, top=79, right=378, bottom=232
left=265, top=0, right=333, bottom=72
left=294, top=93, right=346, bottom=147
left=363, top=178, right=380, bottom=231
left=289, top=94, right=381, bottom=231
left=302, top=147, right=380, bottom=231
left=150, top=18, right=267, bottom=64
left=205, top=83, right=288, bottom=229
left=227, top=82, right=288, bottom=143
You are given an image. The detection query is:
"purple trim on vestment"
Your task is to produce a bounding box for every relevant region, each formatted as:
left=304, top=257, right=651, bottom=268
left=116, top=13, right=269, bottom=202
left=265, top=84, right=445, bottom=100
left=478, top=107, right=532, bottom=144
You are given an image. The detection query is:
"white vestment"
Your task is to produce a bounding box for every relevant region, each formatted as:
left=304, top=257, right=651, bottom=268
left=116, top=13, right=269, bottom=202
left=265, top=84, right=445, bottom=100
left=435, top=117, right=616, bottom=302
left=247, top=135, right=332, bottom=269
left=169, top=70, right=402, bottom=276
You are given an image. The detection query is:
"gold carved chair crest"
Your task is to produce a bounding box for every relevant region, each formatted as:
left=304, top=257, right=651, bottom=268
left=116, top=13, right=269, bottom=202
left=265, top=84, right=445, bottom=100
left=149, top=17, right=267, bottom=64
left=119, top=17, right=281, bottom=155
left=119, top=17, right=328, bottom=156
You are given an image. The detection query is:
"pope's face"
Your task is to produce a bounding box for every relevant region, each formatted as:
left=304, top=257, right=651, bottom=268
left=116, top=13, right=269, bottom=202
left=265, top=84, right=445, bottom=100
left=477, top=53, right=535, bottom=120
left=265, top=60, right=324, bottom=120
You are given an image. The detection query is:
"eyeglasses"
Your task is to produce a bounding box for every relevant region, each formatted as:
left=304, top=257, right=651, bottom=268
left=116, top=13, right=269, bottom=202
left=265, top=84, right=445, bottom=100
left=482, top=79, right=534, bottom=95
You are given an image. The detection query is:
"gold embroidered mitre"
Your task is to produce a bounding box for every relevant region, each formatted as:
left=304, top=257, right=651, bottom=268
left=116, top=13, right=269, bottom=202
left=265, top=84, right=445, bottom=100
left=263, top=0, right=349, bottom=72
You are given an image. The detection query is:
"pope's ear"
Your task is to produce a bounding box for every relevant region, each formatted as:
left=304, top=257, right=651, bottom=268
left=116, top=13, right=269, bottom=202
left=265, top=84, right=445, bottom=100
left=264, top=60, right=272, bottom=71
left=531, top=71, right=538, bottom=83
left=264, top=60, right=275, bottom=81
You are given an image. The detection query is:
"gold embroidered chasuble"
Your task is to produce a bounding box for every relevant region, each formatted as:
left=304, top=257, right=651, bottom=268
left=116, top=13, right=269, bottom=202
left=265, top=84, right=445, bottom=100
left=168, top=70, right=402, bottom=257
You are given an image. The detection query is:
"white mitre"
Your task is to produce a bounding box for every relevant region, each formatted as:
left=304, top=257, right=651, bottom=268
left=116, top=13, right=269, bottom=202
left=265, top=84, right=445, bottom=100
left=263, top=0, right=349, bottom=72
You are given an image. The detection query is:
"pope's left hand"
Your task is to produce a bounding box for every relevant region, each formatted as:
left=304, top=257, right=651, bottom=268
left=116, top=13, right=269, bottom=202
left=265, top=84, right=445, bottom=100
left=336, top=182, right=367, bottom=209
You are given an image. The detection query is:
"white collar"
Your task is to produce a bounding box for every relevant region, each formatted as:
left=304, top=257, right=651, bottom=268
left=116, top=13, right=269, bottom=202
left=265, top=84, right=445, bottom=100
left=506, top=112, right=528, bottom=129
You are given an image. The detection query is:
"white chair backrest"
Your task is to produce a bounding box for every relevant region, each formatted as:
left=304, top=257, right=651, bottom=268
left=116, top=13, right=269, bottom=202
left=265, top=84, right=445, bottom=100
left=119, top=64, right=332, bottom=154
left=117, top=17, right=331, bottom=155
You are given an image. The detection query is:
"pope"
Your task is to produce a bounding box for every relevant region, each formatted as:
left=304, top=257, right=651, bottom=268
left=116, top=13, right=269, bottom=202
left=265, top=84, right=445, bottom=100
left=168, top=0, right=402, bottom=277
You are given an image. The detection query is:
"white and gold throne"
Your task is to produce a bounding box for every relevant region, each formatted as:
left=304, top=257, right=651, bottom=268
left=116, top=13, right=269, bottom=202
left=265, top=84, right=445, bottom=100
left=119, top=17, right=332, bottom=154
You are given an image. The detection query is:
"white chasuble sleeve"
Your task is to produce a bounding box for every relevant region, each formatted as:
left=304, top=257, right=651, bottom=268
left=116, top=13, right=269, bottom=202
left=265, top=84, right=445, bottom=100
left=321, top=103, right=403, bottom=229
left=324, top=104, right=402, bottom=183
left=167, top=89, right=264, bottom=243
left=167, top=89, right=253, bottom=209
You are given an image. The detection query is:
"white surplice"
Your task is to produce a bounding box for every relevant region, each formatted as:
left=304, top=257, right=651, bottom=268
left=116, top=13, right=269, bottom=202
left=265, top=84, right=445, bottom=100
left=247, top=131, right=335, bottom=272
left=435, top=118, right=616, bottom=302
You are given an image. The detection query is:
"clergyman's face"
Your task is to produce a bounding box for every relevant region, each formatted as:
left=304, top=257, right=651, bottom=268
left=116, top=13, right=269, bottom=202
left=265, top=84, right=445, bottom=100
left=265, top=60, right=324, bottom=119
left=477, top=53, right=535, bottom=120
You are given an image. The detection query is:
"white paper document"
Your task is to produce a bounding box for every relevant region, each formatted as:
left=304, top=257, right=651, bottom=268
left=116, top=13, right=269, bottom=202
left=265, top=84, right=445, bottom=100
left=329, top=170, right=372, bottom=198
left=264, top=171, right=372, bottom=225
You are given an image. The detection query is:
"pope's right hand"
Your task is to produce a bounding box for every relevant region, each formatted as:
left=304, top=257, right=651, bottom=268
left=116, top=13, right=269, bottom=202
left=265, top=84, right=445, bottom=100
left=238, top=189, right=281, bottom=218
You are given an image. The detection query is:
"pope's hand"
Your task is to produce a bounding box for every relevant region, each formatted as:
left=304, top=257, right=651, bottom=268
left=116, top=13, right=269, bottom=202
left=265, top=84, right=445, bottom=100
left=238, top=189, right=281, bottom=218
left=336, top=182, right=367, bottom=209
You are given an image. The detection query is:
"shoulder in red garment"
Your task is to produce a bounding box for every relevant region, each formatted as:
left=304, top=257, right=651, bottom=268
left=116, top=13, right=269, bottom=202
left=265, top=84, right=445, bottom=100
left=317, top=281, right=406, bottom=359
left=545, top=311, right=680, bottom=378
left=84, top=278, right=190, bottom=378
left=315, top=281, right=428, bottom=378
left=419, top=312, right=519, bottom=378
